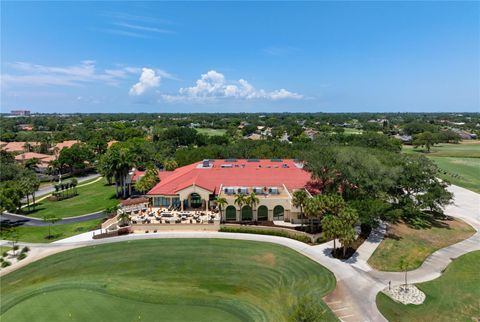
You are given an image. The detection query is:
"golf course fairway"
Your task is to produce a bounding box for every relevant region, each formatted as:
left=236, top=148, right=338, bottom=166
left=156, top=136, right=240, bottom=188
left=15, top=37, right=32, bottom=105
left=0, top=239, right=337, bottom=322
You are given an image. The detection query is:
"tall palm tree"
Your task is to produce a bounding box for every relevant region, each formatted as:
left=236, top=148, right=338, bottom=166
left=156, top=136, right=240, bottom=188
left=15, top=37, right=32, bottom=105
left=292, top=189, right=309, bottom=226
left=234, top=194, right=246, bottom=219
left=304, top=197, right=321, bottom=231
left=215, top=197, right=228, bottom=221
left=246, top=192, right=260, bottom=220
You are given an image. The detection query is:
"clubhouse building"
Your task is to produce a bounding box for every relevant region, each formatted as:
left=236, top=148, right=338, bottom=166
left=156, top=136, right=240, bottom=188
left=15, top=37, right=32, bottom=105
left=146, top=159, right=311, bottom=222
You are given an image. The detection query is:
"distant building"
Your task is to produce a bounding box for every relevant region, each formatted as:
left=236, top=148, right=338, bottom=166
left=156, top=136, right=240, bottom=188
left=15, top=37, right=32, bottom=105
left=10, top=110, right=31, bottom=116
left=14, top=152, right=56, bottom=172
left=51, top=140, right=81, bottom=155
left=245, top=133, right=262, bottom=141
left=1, top=141, right=40, bottom=154
left=304, top=128, right=319, bottom=140
left=18, top=124, right=34, bottom=131
left=107, top=140, right=119, bottom=148
left=394, top=134, right=412, bottom=144
left=452, top=129, right=477, bottom=140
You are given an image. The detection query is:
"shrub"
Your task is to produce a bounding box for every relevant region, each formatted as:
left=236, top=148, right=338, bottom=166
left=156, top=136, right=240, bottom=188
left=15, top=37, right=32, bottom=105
left=0, top=258, right=3, bottom=263
left=12, top=245, right=19, bottom=251
left=2, top=251, right=8, bottom=258
left=21, top=246, right=30, bottom=253
left=1, top=260, right=11, bottom=268
left=219, top=226, right=312, bottom=244
left=17, top=253, right=27, bottom=261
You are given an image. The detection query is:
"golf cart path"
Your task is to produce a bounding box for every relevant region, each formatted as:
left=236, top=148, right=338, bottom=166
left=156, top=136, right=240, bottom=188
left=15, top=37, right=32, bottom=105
left=1, top=185, right=479, bottom=322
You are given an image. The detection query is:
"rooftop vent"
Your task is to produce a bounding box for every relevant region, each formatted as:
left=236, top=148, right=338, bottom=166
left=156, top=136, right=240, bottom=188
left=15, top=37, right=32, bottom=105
left=201, top=159, right=213, bottom=168
left=221, top=164, right=233, bottom=168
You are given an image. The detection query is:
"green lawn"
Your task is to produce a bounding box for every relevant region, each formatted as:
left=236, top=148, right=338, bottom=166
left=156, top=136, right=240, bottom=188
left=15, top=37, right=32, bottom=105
left=402, top=142, right=480, bottom=193
left=342, top=128, right=363, bottom=135
left=430, top=157, right=480, bottom=193
left=196, top=128, right=227, bottom=136
left=0, top=239, right=337, bottom=322
left=26, top=179, right=117, bottom=219
left=377, top=251, right=480, bottom=322
left=0, top=219, right=102, bottom=243
left=402, top=141, right=480, bottom=158
left=368, top=218, right=475, bottom=271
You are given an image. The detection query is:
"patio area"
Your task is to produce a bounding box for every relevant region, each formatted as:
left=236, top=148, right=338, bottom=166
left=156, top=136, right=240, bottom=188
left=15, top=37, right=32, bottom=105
left=128, top=207, right=220, bottom=225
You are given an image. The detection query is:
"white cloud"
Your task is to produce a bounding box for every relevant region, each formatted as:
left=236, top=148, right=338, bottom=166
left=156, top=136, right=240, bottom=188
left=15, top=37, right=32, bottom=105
left=129, top=68, right=161, bottom=96
left=2, top=61, right=139, bottom=87
left=162, top=70, right=302, bottom=102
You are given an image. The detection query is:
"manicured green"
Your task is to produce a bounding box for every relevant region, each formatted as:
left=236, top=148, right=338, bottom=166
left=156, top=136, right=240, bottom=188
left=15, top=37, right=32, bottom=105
left=342, top=128, right=363, bottom=135
left=26, top=179, right=117, bottom=219
left=402, top=141, right=480, bottom=158
left=196, top=128, right=227, bottom=136
left=402, top=142, right=480, bottom=192
left=377, top=251, right=480, bottom=322
left=430, top=157, right=480, bottom=193
left=0, top=239, right=337, bottom=322
left=368, top=219, right=475, bottom=271
left=0, top=219, right=102, bottom=243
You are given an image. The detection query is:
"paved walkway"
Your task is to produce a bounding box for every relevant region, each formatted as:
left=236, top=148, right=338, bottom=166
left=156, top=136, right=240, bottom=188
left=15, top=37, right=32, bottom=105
left=0, top=184, right=478, bottom=322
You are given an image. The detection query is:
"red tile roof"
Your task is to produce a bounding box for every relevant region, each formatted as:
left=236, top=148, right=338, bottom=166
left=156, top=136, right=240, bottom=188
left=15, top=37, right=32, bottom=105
left=14, top=152, right=56, bottom=162
left=52, top=140, right=80, bottom=152
left=121, top=197, right=149, bottom=207
left=131, top=169, right=175, bottom=183
left=147, top=159, right=310, bottom=195
left=1, top=141, right=40, bottom=153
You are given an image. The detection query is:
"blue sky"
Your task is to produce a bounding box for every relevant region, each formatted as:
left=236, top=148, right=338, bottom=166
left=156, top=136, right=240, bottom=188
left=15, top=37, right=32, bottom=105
left=1, top=1, right=479, bottom=113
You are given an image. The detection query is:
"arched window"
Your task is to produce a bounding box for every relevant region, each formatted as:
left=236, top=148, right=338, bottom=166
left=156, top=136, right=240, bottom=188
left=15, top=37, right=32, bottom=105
left=190, top=193, right=202, bottom=208
left=257, top=205, right=268, bottom=221
left=225, top=205, right=237, bottom=221
left=241, top=205, right=253, bottom=220
left=273, top=205, right=284, bottom=220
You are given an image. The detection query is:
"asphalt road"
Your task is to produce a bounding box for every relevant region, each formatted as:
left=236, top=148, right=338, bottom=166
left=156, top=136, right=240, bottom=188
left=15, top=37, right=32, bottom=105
left=0, top=211, right=106, bottom=227
left=22, top=173, right=101, bottom=202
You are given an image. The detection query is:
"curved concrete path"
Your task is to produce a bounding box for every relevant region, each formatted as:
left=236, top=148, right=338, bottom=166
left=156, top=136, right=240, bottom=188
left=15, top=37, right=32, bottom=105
left=1, top=184, right=478, bottom=322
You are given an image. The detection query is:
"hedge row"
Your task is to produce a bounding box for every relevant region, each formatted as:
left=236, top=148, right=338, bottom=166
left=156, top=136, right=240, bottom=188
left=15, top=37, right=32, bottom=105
left=219, top=226, right=313, bottom=244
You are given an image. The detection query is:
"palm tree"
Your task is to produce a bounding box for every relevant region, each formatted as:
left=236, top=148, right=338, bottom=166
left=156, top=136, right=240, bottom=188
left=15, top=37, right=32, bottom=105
left=304, top=197, right=321, bottom=231
left=234, top=194, right=246, bottom=208
left=71, top=178, right=78, bottom=195
left=234, top=194, right=246, bottom=219
left=292, top=189, right=309, bottom=225
left=215, top=197, right=228, bottom=221
left=118, top=210, right=130, bottom=226
left=103, top=205, right=119, bottom=217
left=246, top=192, right=260, bottom=220
left=321, top=215, right=340, bottom=254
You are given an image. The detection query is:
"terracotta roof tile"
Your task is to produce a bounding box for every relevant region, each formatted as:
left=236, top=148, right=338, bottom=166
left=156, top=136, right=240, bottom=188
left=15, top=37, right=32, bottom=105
left=147, top=159, right=310, bottom=195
